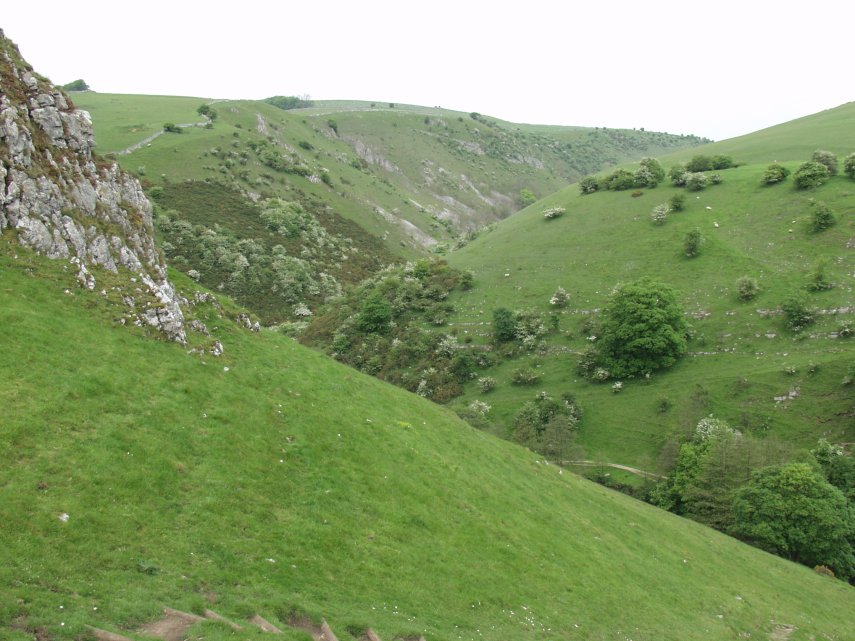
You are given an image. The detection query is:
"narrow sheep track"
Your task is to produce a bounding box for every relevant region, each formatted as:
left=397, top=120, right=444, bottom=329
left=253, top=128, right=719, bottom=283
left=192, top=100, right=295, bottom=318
left=565, top=460, right=665, bottom=480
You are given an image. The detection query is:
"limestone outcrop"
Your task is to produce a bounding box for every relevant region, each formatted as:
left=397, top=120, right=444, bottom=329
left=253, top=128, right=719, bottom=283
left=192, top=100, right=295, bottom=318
left=0, top=30, right=185, bottom=342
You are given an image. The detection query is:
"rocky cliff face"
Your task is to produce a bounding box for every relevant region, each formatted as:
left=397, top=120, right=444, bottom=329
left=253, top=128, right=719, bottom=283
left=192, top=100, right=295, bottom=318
left=0, top=31, right=185, bottom=343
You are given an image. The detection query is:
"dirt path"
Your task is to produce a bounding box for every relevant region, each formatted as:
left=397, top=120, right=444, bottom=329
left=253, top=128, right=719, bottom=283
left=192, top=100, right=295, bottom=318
left=566, top=460, right=665, bottom=480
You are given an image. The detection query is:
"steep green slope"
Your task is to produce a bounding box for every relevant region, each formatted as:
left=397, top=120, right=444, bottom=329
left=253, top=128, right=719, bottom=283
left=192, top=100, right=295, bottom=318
left=444, top=113, right=855, bottom=471
left=2, top=242, right=854, bottom=641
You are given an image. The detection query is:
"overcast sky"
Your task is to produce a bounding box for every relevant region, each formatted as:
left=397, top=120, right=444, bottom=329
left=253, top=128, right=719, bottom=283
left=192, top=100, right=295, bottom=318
left=3, top=0, right=851, bottom=140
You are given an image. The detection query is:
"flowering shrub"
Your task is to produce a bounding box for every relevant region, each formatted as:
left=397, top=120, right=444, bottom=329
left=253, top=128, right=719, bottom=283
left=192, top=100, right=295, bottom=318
left=611, top=381, right=623, bottom=393
left=549, top=286, right=569, bottom=307
left=651, top=203, right=670, bottom=225
left=478, top=376, right=496, bottom=393
left=512, top=366, right=542, bottom=385
left=543, top=206, right=566, bottom=220
left=811, top=150, right=838, bottom=176
left=684, top=172, right=709, bottom=191
left=695, top=415, right=738, bottom=440
left=468, top=400, right=492, bottom=416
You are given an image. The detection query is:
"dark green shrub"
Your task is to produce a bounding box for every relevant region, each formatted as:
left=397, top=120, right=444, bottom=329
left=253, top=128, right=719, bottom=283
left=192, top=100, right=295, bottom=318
left=327, top=119, right=338, bottom=134
left=810, top=201, right=835, bottom=232
left=298, top=140, right=314, bottom=150
left=711, top=154, right=736, bottom=170
left=356, top=292, right=392, bottom=333
left=669, top=193, right=685, bottom=211
left=163, top=122, right=183, bottom=133
left=806, top=260, right=833, bottom=292
left=793, top=161, right=830, bottom=189
left=762, top=163, right=790, bottom=184
left=812, top=150, right=838, bottom=176
left=684, top=228, right=702, bottom=257
left=686, top=155, right=713, bottom=172
left=844, top=152, right=855, bottom=179
left=781, top=295, right=815, bottom=332
left=579, top=176, right=599, bottom=195
left=736, top=276, right=759, bottom=301
left=601, top=169, right=636, bottom=191
left=492, top=307, right=516, bottom=343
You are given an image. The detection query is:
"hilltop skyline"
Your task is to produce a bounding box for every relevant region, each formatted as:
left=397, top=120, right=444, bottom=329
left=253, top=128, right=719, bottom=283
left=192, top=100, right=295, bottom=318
left=3, top=0, right=853, bottom=140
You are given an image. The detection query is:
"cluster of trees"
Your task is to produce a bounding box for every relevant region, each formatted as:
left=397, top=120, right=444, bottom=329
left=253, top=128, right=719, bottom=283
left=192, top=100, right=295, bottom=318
left=61, top=78, right=89, bottom=91
left=580, top=157, right=665, bottom=194
left=264, top=95, right=314, bottom=110
left=580, top=155, right=734, bottom=195
left=513, top=391, right=583, bottom=462
left=157, top=196, right=376, bottom=323
left=651, top=426, right=855, bottom=581
left=302, top=260, right=483, bottom=403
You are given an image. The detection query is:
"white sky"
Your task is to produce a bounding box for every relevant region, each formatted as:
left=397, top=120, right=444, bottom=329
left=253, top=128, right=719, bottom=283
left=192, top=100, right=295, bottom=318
left=3, top=0, right=852, bottom=140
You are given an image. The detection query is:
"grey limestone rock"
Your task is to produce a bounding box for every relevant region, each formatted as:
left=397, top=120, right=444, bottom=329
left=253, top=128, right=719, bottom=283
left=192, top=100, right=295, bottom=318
left=0, top=32, right=185, bottom=343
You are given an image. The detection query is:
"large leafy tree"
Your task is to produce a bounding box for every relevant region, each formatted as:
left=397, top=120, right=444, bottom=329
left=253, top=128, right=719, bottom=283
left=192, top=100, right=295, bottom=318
left=596, top=278, right=687, bottom=378
left=732, top=463, right=855, bottom=579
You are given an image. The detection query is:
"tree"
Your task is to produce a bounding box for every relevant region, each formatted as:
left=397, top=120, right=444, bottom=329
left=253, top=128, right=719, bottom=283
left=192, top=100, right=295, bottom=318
left=731, top=463, right=855, bottom=579
left=356, top=292, right=392, bottom=333
left=197, top=103, right=218, bottom=121
left=492, top=307, right=516, bottom=343
left=61, top=79, right=89, bottom=91
left=595, top=278, right=688, bottom=378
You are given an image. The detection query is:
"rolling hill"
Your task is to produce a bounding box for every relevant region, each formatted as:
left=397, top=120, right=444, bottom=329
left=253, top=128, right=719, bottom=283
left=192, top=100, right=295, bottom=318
left=441, top=104, right=855, bottom=476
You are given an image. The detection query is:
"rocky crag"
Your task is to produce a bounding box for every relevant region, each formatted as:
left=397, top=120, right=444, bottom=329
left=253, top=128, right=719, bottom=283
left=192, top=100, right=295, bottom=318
left=0, top=30, right=185, bottom=342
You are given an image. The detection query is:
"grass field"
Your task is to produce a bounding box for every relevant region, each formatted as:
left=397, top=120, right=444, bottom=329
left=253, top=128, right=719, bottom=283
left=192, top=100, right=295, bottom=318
left=72, top=93, right=207, bottom=152
left=2, top=238, right=854, bottom=641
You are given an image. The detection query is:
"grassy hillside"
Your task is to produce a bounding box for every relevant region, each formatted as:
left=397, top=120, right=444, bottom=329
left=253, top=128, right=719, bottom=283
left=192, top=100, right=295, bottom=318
left=75, top=93, right=707, bottom=252
left=443, top=107, right=855, bottom=472
left=2, top=238, right=854, bottom=641
left=659, top=101, right=855, bottom=166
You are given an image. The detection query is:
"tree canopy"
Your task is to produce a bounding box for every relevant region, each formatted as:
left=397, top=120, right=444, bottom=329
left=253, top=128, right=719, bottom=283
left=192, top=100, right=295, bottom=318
left=595, top=278, right=687, bottom=378
left=731, top=463, right=855, bottom=579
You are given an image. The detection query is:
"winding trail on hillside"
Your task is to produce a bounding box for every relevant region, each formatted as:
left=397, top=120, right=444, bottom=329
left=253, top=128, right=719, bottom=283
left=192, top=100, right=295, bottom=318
left=115, top=115, right=210, bottom=155
left=566, top=460, right=665, bottom=480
